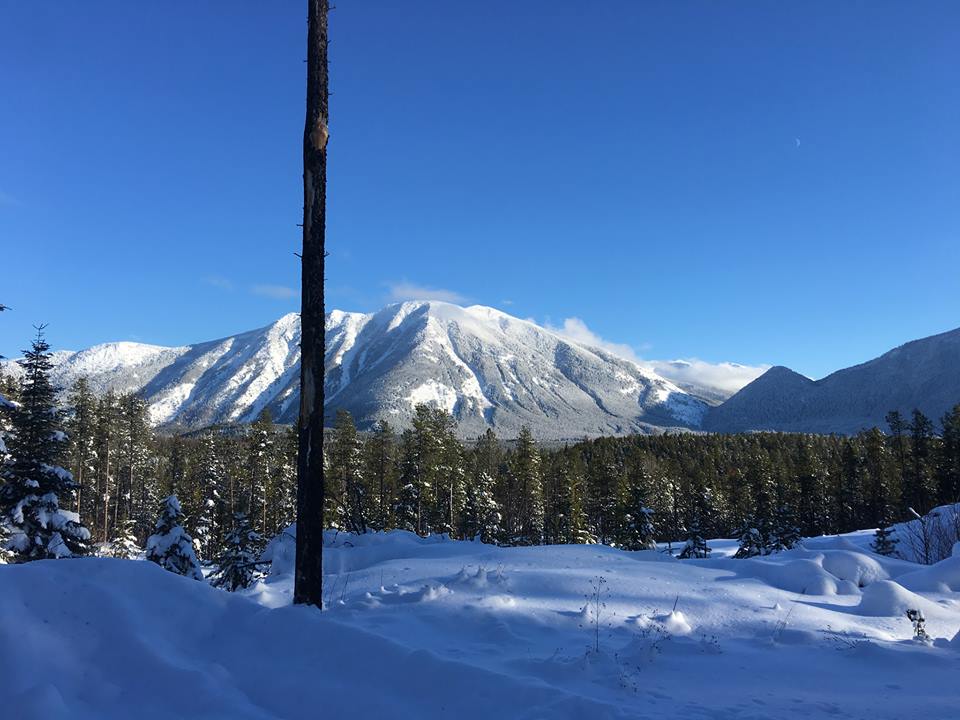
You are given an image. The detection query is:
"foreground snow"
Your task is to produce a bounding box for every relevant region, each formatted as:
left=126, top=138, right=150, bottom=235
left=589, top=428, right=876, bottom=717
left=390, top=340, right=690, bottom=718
left=2, top=531, right=960, bottom=719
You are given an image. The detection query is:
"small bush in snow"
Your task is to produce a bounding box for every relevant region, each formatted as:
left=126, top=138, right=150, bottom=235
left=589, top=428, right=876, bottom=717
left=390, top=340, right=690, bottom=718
left=906, top=609, right=930, bottom=643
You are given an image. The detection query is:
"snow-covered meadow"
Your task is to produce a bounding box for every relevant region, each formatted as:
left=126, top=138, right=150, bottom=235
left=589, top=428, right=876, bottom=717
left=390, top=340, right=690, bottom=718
left=3, top=524, right=960, bottom=720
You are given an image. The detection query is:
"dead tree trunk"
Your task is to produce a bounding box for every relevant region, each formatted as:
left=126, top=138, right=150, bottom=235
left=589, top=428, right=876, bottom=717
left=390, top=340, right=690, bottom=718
left=294, top=0, right=329, bottom=607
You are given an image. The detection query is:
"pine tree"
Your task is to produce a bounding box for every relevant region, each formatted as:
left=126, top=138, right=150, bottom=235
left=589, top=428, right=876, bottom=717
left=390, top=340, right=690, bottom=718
left=678, top=513, right=710, bottom=559
left=871, top=523, right=898, bottom=556
left=210, top=512, right=263, bottom=591
left=64, top=377, right=97, bottom=519
left=546, top=448, right=593, bottom=545
left=362, top=419, right=398, bottom=530
left=506, top=426, right=544, bottom=545
left=936, top=404, right=960, bottom=506
left=327, top=409, right=367, bottom=534
left=906, top=409, right=935, bottom=515
left=145, top=495, right=203, bottom=580
left=190, top=431, right=227, bottom=561
left=0, top=329, right=91, bottom=561
left=618, top=475, right=657, bottom=550
left=462, top=431, right=502, bottom=543
left=734, top=519, right=764, bottom=559
left=244, top=411, right=274, bottom=535
left=431, top=408, right=466, bottom=537
left=106, top=518, right=141, bottom=559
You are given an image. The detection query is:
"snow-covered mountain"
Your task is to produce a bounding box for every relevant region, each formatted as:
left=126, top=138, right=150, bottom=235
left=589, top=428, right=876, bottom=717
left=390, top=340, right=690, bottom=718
left=2, top=302, right=716, bottom=438
left=704, top=326, right=960, bottom=434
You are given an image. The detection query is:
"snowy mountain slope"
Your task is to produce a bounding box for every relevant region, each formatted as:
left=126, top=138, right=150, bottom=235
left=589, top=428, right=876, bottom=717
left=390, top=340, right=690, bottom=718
left=321, top=302, right=707, bottom=438
left=705, top=326, right=960, bottom=434
left=1, top=302, right=711, bottom=438
left=3, top=529, right=960, bottom=719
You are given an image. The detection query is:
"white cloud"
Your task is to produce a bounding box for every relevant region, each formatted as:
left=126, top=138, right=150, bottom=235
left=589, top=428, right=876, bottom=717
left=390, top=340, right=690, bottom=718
left=645, top=358, right=769, bottom=395
left=545, top=317, right=643, bottom=363
left=251, top=284, right=296, bottom=300
left=545, top=316, right=768, bottom=395
left=387, top=281, right=468, bottom=304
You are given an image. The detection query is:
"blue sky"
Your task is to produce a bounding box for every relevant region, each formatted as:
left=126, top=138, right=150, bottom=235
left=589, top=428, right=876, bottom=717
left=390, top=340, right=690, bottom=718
left=1, top=1, right=957, bottom=379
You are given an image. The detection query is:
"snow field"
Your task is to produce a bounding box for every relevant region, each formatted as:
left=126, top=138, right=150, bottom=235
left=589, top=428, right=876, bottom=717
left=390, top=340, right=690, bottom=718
left=2, top=529, right=960, bottom=719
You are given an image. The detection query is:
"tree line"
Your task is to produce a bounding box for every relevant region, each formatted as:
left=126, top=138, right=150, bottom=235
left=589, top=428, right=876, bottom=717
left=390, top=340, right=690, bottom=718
left=2, top=331, right=960, bottom=570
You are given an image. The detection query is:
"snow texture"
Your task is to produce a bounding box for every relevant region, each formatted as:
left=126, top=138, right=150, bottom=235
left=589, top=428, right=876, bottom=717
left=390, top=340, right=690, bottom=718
left=3, top=525, right=960, bottom=719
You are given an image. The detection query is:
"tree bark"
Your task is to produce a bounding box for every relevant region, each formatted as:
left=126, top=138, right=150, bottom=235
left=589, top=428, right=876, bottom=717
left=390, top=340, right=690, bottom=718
left=294, top=0, right=329, bottom=607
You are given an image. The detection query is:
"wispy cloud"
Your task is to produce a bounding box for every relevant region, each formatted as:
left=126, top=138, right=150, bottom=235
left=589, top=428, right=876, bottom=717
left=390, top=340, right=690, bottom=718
left=204, top=275, right=234, bottom=291
left=544, top=316, right=767, bottom=394
left=387, top=281, right=468, bottom=304
left=0, top=189, right=20, bottom=207
left=251, top=284, right=296, bottom=300
left=545, top=317, right=643, bottom=363
left=646, top=358, right=769, bottom=395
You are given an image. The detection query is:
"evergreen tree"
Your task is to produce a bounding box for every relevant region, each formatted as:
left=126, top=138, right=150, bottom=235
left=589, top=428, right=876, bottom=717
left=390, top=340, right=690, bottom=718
left=327, top=409, right=367, bottom=533
left=0, top=329, right=91, bottom=561
left=431, top=408, right=466, bottom=537
left=734, top=519, right=764, bottom=558
left=936, top=404, right=960, bottom=506
left=871, top=522, right=898, bottom=557
left=462, top=431, right=502, bottom=543
left=546, top=448, right=592, bottom=545
left=244, top=411, right=274, bottom=535
left=617, top=472, right=657, bottom=550
left=210, top=511, right=263, bottom=591
left=190, top=432, right=227, bottom=560
left=106, top=519, right=141, bottom=559
left=906, top=409, right=935, bottom=515
left=506, top=426, right=544, bottom=545
left=678, top=513, right=710, bottom=559
left=64, top=377, right=97, bottom=519
left=362, top=419, right=398, bottom=530
left=145, top=495, right=202, bottom=580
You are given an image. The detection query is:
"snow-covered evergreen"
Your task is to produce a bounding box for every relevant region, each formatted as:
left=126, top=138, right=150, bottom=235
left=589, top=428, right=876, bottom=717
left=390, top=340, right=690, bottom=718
left=0, top=331, right=91, bottom=561
left=105, top=519, right=141, bottom=559
left=678, top=515, right=711, bottom=559
left=210, top=512, right=263, bottom=591
left=145, top=495, right=202, bottom=580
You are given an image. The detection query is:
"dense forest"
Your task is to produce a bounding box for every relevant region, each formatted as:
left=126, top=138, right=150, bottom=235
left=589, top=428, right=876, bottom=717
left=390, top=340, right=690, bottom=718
left=2, top=333, right=959, bottom=570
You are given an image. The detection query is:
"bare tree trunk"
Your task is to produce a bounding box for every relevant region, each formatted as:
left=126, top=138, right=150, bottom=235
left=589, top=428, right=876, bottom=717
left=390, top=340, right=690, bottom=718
left=294, top=0, right=329, bottom=607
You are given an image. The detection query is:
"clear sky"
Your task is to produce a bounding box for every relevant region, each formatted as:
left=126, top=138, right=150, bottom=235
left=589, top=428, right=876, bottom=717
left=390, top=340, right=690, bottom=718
left=1, top=1, right=957, bottom=379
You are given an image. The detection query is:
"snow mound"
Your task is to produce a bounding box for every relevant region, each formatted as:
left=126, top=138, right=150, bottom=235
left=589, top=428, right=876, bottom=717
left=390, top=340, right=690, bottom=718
left=856, top=580, right=936, bottom=617
left=735, top=556, right=857, bottom=596
left=819, top=550, right=889, bottom=588
left=661, top=610, right=693, bottom=636
left=897, top=555, right=960, bottom=593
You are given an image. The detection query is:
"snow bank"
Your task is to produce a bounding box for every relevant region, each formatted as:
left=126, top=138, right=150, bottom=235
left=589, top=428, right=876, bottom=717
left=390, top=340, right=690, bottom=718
left=856, top=580, right=937, bottom=617
left=732, top=555, right=858, bottom=595
left=5, top=529, right=960, bottom=719
left=897, top=555, right=960, bottom=593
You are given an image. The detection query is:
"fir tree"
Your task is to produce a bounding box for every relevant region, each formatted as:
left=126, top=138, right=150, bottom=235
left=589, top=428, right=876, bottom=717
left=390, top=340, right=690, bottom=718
left=327, top=409, right=367, bottom=533
left=678, top=513, right=711, bottom=559
left=871, top=523, right=898, bottom=557
left=0, top=329, right=91, bottom=561
left=462, top=432, right=502, bottom=543
left=105, top=518, right=141, bottom=559
left=210, top=512, right=263, bottom=591
left=618, top=477, right=657, bottom=551
left=734, top=519, right=764, bottom=559
left=362, top=419, right=398, bottom=530
left=145, top=495, right=202, bottom=580
left=507, top=426, right=544, bottom=545
left=190, top=432, right=227, bottom=560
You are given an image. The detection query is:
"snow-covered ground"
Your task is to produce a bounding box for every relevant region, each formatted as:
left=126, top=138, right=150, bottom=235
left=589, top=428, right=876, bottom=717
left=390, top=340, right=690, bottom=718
left=3, top=529, right=960, bottom=719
